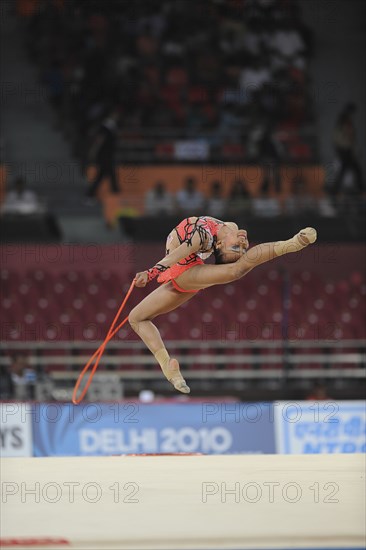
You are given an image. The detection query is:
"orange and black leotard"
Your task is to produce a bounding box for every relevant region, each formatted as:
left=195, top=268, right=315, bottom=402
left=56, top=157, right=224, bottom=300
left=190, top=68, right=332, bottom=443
left=148, top=216, right=225, bottom=293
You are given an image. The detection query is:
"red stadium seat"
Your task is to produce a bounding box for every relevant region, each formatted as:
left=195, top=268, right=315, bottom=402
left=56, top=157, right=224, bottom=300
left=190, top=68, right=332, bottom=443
left=2, top=267, right=364, bottom=375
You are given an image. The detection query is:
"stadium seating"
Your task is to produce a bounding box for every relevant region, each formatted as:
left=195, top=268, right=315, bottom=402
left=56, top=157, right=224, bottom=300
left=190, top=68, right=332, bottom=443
left=22, top=0, right=317, bottom=164
left=2, top=267, right=365, bottom=354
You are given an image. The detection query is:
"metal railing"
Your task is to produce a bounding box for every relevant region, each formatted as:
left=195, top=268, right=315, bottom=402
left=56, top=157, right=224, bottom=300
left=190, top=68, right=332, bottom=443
left=2, top=340, right=364, bottom=401
left=1, top=340, right=365, bottom=379
left=115, top=126, right=318, bottom=163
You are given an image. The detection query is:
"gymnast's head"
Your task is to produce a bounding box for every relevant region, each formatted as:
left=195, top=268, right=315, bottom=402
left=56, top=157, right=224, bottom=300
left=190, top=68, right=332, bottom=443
left=214, top=222, right=249, bottom=264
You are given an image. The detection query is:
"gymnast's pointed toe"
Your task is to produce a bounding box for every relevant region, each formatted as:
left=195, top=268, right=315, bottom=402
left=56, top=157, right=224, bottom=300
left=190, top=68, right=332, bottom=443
left=168, top=358, right=190, bottom=394
left=297, top=227, right=317, bottom=245
left=173, top=379, right=191, bottom=394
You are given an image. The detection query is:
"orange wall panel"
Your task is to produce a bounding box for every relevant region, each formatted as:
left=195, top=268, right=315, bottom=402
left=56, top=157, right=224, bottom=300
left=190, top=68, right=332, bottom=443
left=86, top=164, right=325, bottom=224
left=87, top=164, right=325, bottom=199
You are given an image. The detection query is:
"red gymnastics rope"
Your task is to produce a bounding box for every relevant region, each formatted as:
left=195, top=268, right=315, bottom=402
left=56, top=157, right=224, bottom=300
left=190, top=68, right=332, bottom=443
left=72, top=279, right=136, bottom=405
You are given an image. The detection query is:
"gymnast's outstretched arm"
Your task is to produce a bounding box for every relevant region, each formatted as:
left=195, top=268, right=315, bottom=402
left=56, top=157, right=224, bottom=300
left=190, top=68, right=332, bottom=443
left=134, top=231, right=203, bottom=287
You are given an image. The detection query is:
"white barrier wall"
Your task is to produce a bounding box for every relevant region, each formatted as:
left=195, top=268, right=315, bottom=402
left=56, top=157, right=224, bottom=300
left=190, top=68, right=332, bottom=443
left=0, top=403, right=33, bottom=457
left=1, top=401, right=365, bottom=457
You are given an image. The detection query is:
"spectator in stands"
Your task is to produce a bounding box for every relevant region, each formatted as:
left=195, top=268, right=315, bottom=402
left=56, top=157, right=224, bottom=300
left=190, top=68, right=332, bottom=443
left=218, top=103, right=242, bottom=141
left=1, top=176, right=44, bottom=215
left=145, top=181, right=175, bottom=216
left=284, top=175, right=316, bottom=216
left=306, top=382, right=332, bottom=401
left=187, top=105, right=210, bottom=130
left=247, top=120, right=284, bottom=165
left=0, top=364, right=14, bottom=399
left=331, top=103, right=364, bottom=197
left=136, top=23, right=159, bottom=58
left=242, top=21, right=264, bottom=59
left=9, top=354, right=28, bottom=400
left=252, top=181, right=281, bottom=217
left=285, top=174, right=336, bottom=218
left=269, top=19, right=307, bottom=70
left=43, top=59, right=65, bottom=121
left=239, top=56, right=271, bottom=102
left=226, top=179, right=251, bottom=217
left=176, top=177, right=205, bottom=216
left=207, top=181, right=226, bottom=218
left=10, top=354, right=38, bottom=399
left=86, top=109, right=120, bottom=200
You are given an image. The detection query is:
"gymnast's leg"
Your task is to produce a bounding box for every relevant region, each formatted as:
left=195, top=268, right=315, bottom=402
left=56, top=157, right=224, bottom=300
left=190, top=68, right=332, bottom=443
left=238, top=226, right=317, bottom=272
left=175, top=227, right=317, bottom=291
left=128, top=282, right=195, bottom=393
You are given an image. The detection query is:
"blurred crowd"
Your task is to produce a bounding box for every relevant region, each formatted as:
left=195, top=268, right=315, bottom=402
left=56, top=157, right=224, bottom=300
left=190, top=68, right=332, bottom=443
left=0, top=176, right=45, bottom=215
left=11, top=0, right=363, bottom=219
left=145, top=175, right=337, bottom=218
left=23, top=0, right=315, bottom=162
left=0, top=354, right=37, bottom=400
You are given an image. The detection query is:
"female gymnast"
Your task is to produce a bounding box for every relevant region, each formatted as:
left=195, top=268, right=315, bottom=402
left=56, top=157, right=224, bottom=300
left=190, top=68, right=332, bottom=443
left=129, top=216, right=317, bottom=393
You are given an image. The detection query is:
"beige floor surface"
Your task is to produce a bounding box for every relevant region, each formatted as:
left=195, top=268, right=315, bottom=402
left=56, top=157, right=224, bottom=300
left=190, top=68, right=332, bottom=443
left=0, top=454, right=365, bottom=550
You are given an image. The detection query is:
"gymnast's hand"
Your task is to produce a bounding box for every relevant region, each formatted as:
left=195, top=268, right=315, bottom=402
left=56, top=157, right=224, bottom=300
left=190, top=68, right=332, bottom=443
left=134, top=271, right=149, bottom=287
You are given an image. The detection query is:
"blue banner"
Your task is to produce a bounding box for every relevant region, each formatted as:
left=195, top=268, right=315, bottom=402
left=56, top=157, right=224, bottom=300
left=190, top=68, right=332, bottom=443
left=32, top=402, right=276, bottom=456
left=274, top=401, right=366, bottom=453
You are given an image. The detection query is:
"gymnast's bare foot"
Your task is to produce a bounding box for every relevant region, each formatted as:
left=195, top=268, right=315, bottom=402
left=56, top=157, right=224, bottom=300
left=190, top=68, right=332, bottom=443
left=167, top=358, right=190, bottom=394
left=274, top=227, right=317, bottom=257
left=296, top=227, right=317, bottom=247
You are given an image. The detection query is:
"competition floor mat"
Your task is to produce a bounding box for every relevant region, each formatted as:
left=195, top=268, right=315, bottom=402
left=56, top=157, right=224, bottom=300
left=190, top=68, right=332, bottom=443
left=0, top=454, right=364, bottom=549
